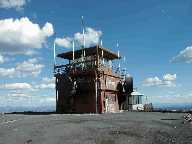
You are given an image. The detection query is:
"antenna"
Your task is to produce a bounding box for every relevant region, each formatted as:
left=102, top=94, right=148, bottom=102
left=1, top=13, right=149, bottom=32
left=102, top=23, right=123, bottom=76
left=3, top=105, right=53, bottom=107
left=123, top=56, right=126, bottom=76
left=81, top=16, right=86, bottom=69
left=81, top=54, right=84, bottom=69
left=102, top=50, right=104, bottom=65
left=101, top=49, right=104, bottom=57
left=117, top=41, right=120, bottom=58
left=109, top=60, right=112, bottom=68
left=100, top=39, right=104, bottom=64
left=72, top=40, right=75, bottom=61
left=81, top=16, right=86, bottom=48
left=116, top=41, right=120, bottom=73
left=53, top=41, right=56, bottom=73
left=54, top=41, right=56, bottom=64
left=83, top=50, right=86, bottom=57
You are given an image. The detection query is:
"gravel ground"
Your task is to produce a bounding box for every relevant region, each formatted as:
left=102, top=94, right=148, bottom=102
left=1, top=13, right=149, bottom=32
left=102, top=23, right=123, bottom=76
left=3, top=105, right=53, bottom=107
left=0, top=112, right=191, bottom=144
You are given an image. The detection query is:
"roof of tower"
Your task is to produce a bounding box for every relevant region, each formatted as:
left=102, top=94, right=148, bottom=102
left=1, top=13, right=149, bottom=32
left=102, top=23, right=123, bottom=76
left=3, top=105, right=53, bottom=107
left=57, top=45, right=121, bottom=60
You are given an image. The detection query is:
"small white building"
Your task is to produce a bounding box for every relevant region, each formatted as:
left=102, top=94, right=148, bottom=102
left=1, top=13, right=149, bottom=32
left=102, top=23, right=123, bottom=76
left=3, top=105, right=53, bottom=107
left=127, top=90, right=144, bottom=111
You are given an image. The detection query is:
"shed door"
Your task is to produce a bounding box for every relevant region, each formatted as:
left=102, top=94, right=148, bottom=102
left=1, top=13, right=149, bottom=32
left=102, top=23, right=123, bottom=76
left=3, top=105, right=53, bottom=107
left=105, top=96, right=116, bottom=113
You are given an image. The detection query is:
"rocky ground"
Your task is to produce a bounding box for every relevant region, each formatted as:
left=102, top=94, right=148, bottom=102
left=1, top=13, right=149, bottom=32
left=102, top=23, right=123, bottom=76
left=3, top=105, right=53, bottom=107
left=0, top=112, right=191, bottom=144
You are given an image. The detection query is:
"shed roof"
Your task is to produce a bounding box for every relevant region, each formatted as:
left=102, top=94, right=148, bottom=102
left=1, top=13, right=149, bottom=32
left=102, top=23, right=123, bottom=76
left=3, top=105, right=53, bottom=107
left=131, top=91, right=144, bottom=96
left=57, top=45, right=120, bottom=60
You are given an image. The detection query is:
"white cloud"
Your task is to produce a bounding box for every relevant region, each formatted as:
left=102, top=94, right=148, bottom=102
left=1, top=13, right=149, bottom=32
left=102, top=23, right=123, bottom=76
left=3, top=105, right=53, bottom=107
left=42, top=77, right=55, bottom=84
left=163, top=74, right=176, bottom=81
left=55, top=27, right=102, bottom=48
left=143, top=73, right=177, bottom=88
left=44, top=97, right=55, bottom=102
left=15, top=58, right=44, bottom=77
left=0, top=67, right=15, bottom=77
left=34, top=77, right=55, bottom=89
left=0, top=54, right=4, bottom=64
left=171, top=46, right=192, bottom=63
left=0, top=0, right=27, bottom=10
left=0, top=77, right=55, bottom=97
left=42, top=22, right=54, bottom=37
left=143, top=76, right=162, bottom=87
left=0, top=17, right=54, bottom=55
left=0, top=58, right=44, bottom=77
left=162, top=80, right=176, bottom=88
left=8, top=92, right=29, bottom=97
left=55, top=37, right=72, bottom=48
left=74, top=27, right=102, bottom=48
left=0, top=82, right=32, bottom=90
left=35, top=83, right=55, bottom=89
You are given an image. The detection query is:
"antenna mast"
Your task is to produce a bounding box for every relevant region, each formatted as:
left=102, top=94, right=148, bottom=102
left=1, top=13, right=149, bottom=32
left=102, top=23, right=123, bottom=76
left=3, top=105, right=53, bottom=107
left=117, top=42, right=121, bottom=73
left=81, top=16, right=86, bottom=48
left=81, top=16, right=86, bottom=69
left=53, top=41, right=56, bottom=72
left=54, top=42, right=56, bottom=63
left=100, top=39, right=104, bottom=64
left=72, top=40, right=75, bottom=61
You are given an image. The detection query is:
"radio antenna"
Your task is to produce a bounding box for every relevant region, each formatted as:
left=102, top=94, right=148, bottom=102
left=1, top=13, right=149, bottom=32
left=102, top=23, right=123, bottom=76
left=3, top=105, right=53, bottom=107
left=117, top=42, right=121, bottom=72
left=53, top=41, right=56, bottom=67
left=72, top=40, right=75, bottom=61
left=81, top=16, right=86, bottom=48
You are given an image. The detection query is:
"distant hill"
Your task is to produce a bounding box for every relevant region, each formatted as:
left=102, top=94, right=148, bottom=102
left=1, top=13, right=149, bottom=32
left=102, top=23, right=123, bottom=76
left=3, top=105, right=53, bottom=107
left=0, top=105, right=56, bottom=113
left=153, top=103, right=192, bottom=110
left=0, top=103, right=191, bottom=112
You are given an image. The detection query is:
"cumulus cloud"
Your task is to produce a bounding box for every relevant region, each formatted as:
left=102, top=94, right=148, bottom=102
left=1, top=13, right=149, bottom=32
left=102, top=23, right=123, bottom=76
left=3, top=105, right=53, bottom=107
left=171, top=46, right=192, bottom=63
left=55, top=27, right=102, bottom=48
left=74, top=27, right=102, bottom=47
left=55, top=37, right=72, bottom=48
left=42, top=22, right=54, bottom=37
left=143, top=74, right=177, bottom=88
left=0, top=82, right=32, bottom=90
left=143, top=76, right=162, bottom=87
left=0, top=0, right=27, bottom=10
left=0, top=17, right=54, bottom=55
left=0, top=54, right=4, bottom=64
left=163, top=74, right=176, bottom=81
left=0, top=67, right=15, bottom=77
left=0, top=58, right=44, bottom=77
left=15, top=58, right=44, bottom=77
left=0, top=77, right=55, bottom=93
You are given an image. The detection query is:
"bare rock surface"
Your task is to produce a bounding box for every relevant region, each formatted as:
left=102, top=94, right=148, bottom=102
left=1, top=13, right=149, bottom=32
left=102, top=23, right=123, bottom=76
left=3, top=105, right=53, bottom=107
left=0, top=112, right=191, bottom=144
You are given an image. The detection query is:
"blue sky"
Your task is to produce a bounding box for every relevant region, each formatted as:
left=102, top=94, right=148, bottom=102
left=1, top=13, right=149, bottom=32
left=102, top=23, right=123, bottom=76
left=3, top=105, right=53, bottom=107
left=0, top=0, right=192, bottom=110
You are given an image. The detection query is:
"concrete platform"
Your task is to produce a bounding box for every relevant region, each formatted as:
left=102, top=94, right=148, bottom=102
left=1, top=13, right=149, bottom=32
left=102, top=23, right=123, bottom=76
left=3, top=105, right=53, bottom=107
left=0, top=112, right=191, bottom=144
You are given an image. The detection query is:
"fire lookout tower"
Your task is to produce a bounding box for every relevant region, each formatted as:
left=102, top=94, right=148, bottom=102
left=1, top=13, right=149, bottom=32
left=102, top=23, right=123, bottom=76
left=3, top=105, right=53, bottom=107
left=54, top=45, right=134, bottom=113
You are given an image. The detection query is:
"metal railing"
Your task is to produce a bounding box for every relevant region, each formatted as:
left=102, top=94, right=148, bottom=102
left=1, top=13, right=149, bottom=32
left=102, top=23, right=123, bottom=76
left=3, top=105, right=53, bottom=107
left=54, top=59, right=127, bottom=77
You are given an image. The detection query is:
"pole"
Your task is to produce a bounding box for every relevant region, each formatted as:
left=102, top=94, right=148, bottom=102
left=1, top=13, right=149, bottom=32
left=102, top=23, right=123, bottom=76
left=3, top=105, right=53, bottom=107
left=95, top=77, right=98, bottom=113
left=95, top=44, right=99, bottom=113
left=54, top=41, right=56, bottom=65
left=83, top=29, right=85, bottom=48
left=72, top=40, right=75, bottom=61
left=117, top=42, right=121, bottom=73
left=81, top=16, right=86, bottom=48
left=100, top=39, right=103, bottom=47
